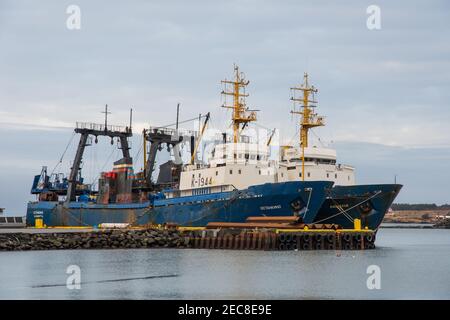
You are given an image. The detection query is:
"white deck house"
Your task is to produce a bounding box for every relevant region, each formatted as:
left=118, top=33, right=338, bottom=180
left=173, top=139, right=276, bottom=197
left=277, top=146, right=355, bottom=186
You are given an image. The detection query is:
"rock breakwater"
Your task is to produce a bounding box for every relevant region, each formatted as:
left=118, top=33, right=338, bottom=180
left=0, top=229, right=187, bottom=251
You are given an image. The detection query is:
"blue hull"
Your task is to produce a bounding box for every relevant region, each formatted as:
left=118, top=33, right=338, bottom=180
left=314, top=184, right=402, bottom=230
left=26, top=181, right=333, bottom=227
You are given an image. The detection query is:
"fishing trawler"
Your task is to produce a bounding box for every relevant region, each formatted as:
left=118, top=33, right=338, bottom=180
left=277, top=73, right=402, bottom=230
left=26, top=66, right=332, bottom=227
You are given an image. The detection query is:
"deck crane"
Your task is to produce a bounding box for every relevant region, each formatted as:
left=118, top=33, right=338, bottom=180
left=267, top=128, right=276, bottom=146
left=190, top=112, right=210, bottom=165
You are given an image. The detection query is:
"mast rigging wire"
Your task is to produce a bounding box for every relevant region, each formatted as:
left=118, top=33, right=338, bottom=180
left=50, top=132, right=76, bottom=175
left=310, top=128, right=327, bottom=148
left=89, top=146, right=118, bottom=186
left=154, top=114, right=208, bottom=129
left=133, top=136, right=144, bottom=170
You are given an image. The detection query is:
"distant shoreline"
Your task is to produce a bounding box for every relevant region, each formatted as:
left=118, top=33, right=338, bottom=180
left=380, top=223, right=434, bottom=229
left=383, top=209, right=450, bottom=229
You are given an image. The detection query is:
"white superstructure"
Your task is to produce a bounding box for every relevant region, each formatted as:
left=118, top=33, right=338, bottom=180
left=164, top=70, right=356, bottom=199
left=278, top=146, right=355, bottom=186
left=175, top=137, right=276, bottom=197
left=165, top=65, right=277, bottom=199
left=278, top=73, right=356, bottom=186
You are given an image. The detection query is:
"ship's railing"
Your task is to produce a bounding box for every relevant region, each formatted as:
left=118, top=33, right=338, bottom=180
left=182, top=163, right=210, bottom=171
left=76, top=122, right=131, bottom=133
left=182, top=159, right=277, bottom=171
left=217, top=134, right=261, bottom=144
left=305, top=114, right=325, bottom=125
left=148, top=126, right=198, bottom=138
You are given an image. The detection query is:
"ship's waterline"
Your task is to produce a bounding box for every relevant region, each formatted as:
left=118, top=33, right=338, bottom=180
left=27, top=181, right=333, bottom=227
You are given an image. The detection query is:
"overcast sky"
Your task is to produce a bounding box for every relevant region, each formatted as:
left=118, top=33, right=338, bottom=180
left=1, top=0, right=449, bottom=214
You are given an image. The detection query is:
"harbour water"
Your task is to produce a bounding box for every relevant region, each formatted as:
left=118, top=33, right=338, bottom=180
left=0, top=228, right=449, bottom=299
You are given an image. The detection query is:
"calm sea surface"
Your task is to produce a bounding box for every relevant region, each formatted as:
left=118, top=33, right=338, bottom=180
left=1, top=228, right=449, bottom=299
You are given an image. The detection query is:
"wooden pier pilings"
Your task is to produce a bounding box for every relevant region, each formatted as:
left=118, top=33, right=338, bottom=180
left=180, top=216, right=376, bottom=250
left=181, top=229, right=376, bottom=251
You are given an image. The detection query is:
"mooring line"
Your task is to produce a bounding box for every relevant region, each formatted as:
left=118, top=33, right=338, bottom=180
left=314, top=190, right=383, bottom=224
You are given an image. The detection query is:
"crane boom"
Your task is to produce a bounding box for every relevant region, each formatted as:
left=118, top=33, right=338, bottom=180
left=267, top=128, right=276, bottom=146
left=190, top=112, right=211, bottom=165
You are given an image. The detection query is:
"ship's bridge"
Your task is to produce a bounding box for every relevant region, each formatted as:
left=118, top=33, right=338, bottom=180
left=281, top=146, right=337, bottom=164
left=177, top=139, right=276, bottom=196
left=207, top=142, right=272, bottom=167
left=278, top=145, right=355, bottom=186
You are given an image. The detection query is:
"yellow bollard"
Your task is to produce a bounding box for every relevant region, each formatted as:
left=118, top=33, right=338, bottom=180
left=35, top=218, right=43, bottom=228
left=354, top=218, right=361, bottom=230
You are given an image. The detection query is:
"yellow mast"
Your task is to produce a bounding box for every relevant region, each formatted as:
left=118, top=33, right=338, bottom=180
left=221, top=65, right=257, bottom=143
left=290, top=73, right=324, bottom=180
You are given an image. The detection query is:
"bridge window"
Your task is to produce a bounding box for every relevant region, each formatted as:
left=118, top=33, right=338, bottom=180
left=193, top=188, right=211, bottom=196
